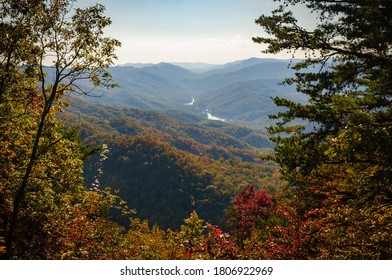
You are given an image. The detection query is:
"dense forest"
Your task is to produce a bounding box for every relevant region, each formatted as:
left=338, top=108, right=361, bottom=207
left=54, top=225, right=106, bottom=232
left=64, top=99, right=280, bottom=229
left=1, top=0, right=391, bottom=259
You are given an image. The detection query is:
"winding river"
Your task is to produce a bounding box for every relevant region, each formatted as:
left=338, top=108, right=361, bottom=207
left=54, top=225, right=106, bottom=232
left=185, top=98, right=225, bottom=122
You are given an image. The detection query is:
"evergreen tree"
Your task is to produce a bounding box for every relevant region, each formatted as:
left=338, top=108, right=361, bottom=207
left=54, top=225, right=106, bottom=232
left=254, top=0, right=392, bottom=258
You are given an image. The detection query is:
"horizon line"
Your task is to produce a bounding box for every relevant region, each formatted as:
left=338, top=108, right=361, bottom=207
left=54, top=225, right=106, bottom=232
left=114, top=56, right=299, bottom=67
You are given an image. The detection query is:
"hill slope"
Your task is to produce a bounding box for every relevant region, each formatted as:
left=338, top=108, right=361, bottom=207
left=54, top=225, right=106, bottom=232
left=64, top=100, right=280, bottom=229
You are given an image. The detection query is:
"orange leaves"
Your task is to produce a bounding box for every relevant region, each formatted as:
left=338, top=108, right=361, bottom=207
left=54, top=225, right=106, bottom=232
left=2, top=148, right=17, bottom=160
left=0, top=237, right=5, bottom=254
left=43, top=189, right=129, bottom=260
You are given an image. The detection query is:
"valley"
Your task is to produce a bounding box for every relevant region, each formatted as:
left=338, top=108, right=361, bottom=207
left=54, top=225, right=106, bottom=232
left=77, top=57, right=305, bottom=131
left=64, top=98, right=281, bottom=229
left=63, top=58, right=302, bottom=229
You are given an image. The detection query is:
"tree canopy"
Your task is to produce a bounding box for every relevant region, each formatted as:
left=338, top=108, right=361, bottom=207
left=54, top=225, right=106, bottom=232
left=0, top=0, right=121, bottom=259
left=253, top=0, right=392, bottom=258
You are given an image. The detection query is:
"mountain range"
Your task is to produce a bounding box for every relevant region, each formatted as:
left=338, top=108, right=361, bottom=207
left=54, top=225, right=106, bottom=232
left=78, top=57, right=306, bottom=130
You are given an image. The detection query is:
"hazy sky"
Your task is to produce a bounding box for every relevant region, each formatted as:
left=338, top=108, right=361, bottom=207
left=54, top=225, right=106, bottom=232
left=77, top=0, right=313, bottom=64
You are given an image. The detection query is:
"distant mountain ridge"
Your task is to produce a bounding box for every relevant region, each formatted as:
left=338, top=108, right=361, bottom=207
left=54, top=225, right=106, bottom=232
left=79, top=57, right=305, bottom=130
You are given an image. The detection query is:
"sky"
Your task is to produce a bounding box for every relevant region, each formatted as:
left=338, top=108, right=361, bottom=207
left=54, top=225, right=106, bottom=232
left=77, top=0, right=313, bottom=65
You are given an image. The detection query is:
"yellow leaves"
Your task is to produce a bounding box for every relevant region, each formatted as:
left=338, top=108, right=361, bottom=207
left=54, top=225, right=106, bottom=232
left=0, top=237, right=5, bottom=254
left=90, top=73, right=100, bottom=86
left=87, top=54, right=96, bottom=63
left=0, top=0, right=123, bottom=260
left=325, top=204, right=392, bottom=259
left=71, top=63, right=83, bottom=72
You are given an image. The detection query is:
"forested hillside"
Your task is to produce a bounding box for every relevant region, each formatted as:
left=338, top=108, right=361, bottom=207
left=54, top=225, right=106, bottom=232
left=64, top=100, right=280, bottom=229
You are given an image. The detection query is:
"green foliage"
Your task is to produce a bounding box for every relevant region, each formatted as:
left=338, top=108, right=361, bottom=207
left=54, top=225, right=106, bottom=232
left=0, top=0, right=120, bottom=259
left=167, top=211, right=240, bottom=260
left=253, top=0, right=392, bottom=259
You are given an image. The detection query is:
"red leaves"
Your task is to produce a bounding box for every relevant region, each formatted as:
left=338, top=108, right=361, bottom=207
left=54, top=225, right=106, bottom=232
left=228, top=185, right=274, bottom=243
left=184, top=250, right=190, bottom=259
left=264, top=203, right=331, bottom=260
left=204, top=223, right=239, bottom=259
left=232, top=185, right=273, bottom=219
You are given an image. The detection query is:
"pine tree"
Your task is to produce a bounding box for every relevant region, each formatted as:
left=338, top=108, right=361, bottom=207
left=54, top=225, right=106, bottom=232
left=254, top=0, right=392, bottom=258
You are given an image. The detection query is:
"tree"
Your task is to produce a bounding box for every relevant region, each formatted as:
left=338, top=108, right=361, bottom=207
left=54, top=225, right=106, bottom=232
left=261, top=197, right=332, bottom=259
left=226, top=185, right=273, bottom=247
left=169, top=211, right=239, bottom=260
left=254, top=0, right=392, bottom=258
left=0, top=0, right=120, bottom=259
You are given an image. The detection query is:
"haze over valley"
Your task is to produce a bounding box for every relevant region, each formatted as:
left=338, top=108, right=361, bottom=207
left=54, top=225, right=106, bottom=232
left=75, top=57, right=305, bottom=131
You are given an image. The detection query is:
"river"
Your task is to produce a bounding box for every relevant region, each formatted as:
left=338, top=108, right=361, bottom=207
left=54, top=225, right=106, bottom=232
left=185, top=98, right=225, bottom=122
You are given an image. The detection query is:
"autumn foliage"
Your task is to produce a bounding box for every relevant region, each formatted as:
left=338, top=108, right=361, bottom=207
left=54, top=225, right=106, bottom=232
left=226, top=185, right=273, bottom=246
left=1, top=0, right=392, bottom=260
